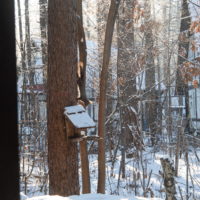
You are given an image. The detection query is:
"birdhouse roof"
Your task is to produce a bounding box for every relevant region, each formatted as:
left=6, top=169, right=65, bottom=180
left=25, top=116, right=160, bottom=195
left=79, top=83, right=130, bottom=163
left=64, top=105, right=96, bottom=129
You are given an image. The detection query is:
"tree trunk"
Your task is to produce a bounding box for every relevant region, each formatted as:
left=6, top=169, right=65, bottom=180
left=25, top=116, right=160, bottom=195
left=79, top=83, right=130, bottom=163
left=25, top=0, right=34, bottom=84
left=160, top=158, right=177, bottom=200
left=76, top=0, right=91, bottom=193
left=77, top=0, right=90, bottom=106
left=39, top=0, right=47, bottom=84
left=117, top=0, right=136, bottom=178
left=176, top=0, right=191, bottom=133
left=144, top=0, right=157, bottom=146
left=97, top=0, right=120, bottom=193
left=97, top=0, right=114, bottom=163
left=80, top=139, right=90, bottom=193
left=48, top=0, right=79, bottom=195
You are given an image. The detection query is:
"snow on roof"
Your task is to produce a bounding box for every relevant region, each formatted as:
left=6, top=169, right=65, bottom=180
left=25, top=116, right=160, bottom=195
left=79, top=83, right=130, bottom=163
left=26, top=194, right=163, bottom=200
left=65, top=105, right=85, bottom=114
left=64, top=105, right=96, bottom=129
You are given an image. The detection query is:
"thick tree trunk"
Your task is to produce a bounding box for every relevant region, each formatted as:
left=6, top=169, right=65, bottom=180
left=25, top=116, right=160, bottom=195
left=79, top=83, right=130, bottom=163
left=48, top=0, right=79, bottom=196
left=97, top=0, right=120, bottom=193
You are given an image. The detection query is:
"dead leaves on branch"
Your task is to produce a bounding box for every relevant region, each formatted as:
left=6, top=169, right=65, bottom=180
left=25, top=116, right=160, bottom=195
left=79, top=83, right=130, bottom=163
left=191, top=41, right=197, bottom=52
left=193, top=80, right=199, bottom=88
left=133, top=2, right=144, bottom=23
left=180, top=61, right=200, bottom=88
left=190, top=20, right=200, bottom=33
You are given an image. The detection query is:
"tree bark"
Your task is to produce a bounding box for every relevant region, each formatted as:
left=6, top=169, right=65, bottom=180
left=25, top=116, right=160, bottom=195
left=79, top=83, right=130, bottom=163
left=144, top=0, right=157, bottom=145
left=176, top=0, right=191, bottom=134
left=97, top=0, right=120, bottom=193
left=39, top=0, right=47, bottom=84
left=176, top=0, right=191, bottom=95
left=76, top=0, right=91, bottom=193
left=160, top=158, right=177, bottom=200
left=80, top=139, right=90, bottom=193
left=77, top=0, right=90, bottom=106
left=25, top=0, right=34, bottom=84
left=117, top=0, right=137, bottom=178
left=48, top=0, right=79, bottom=195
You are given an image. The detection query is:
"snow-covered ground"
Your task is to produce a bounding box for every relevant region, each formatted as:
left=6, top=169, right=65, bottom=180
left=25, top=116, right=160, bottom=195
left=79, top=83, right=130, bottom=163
left=24, top=193, right=162, bottom=200
left=20, top=140, right=200, bottom=200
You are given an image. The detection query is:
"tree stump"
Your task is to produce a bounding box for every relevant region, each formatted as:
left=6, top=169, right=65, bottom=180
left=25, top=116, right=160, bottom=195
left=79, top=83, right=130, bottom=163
left=160, top=158, right=177, bottom=200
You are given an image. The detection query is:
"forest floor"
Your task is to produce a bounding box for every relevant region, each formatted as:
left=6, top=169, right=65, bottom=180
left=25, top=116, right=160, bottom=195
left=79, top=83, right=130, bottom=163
left=25, top=193, right=162, bottom=200
left=20, top=136, right=200, bottom=200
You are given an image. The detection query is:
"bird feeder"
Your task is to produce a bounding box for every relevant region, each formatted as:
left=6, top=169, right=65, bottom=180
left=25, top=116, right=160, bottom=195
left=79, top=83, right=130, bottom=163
left=64, top=105, right=96, bottom=142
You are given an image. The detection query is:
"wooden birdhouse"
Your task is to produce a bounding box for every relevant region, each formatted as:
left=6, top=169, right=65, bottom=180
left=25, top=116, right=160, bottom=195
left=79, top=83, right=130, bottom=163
left=64, top=105, right=96, bottom=142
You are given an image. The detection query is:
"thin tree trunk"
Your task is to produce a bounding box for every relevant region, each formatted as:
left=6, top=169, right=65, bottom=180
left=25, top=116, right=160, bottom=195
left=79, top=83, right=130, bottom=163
left=80, top=139, right=90, bottom=193
left=25, top=0, right=34, bottom=84
left=17, top=2, right=29, bottom=189
left=39, top=0, right=47, bottom=84
left=144, top=0, right=157, bottom=146
left=77, top=0, right=90, bottom=106
left=76, top=0, right=91, bottom=193
left=117, top=0, right=136, bottom=178
left=176, top=0, right=191, bottom=133
left=97, top=0, right=120, bottom=193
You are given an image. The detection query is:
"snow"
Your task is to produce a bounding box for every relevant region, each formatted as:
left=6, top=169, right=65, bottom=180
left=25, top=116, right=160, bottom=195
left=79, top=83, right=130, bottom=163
left=26, top=194, right=163, bottom=200
left=65, top=105, right=85, bottom=114
left=20, top=192, right=29, bottom=200
left=64, top=105, right=96, bottom=129
left=17, top=1, right=200, bottom=200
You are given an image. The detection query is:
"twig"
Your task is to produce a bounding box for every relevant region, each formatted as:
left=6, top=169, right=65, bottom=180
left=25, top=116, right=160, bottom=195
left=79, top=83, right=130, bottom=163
left=189, top=0, right=200, bottom=8
left=178, top=186, right=184, bottom=200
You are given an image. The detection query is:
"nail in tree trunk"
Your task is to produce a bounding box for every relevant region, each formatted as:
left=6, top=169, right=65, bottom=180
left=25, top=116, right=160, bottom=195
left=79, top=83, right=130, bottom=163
left=48, top=0, right=79, bottom=195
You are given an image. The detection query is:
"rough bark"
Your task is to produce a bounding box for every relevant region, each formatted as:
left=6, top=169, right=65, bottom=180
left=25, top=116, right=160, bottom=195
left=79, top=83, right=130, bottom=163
left=176, top=0, right=191, bottom=95
left=25, top=0, right=34, bottom=84
left=17, top=0, right=24, bottom=64
left=144, top=0, right=157, bottom=145
left=160, top=158, right=177, bottom=200
left=176, top=0, right=191, bottom=133
left=76, top=0, right=91, bottom=193
left=80, top=139, right=90, bottom=193
left=117, top=0, right=137, bottom=178
left=39, top=0, right=48, bottom=84
left=97, top=0, right=120, bottom=193
left=97, top=0, right=114, bottom=162
left=48, top=0, right=79, bottom=195
left=77, top=0, right=90, bottom=106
